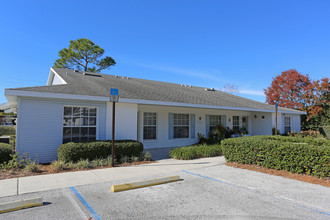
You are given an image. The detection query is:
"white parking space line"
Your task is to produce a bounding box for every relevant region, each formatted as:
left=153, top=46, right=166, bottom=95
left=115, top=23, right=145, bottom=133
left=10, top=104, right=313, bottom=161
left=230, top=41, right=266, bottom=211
left=182, top=170, right=330, bottom=218
left=65, top=188, right=88, bottom=220
left=69, top=187, right=101, bottom=220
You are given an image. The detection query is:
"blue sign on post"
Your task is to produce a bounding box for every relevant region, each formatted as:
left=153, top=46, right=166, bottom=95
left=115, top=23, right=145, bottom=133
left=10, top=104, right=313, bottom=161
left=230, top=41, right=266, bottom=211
left=275, top=103, right=278, bottom=110
left=111, top=88, right=119, bottom=96
left=110, top=88, right=119, bottom=102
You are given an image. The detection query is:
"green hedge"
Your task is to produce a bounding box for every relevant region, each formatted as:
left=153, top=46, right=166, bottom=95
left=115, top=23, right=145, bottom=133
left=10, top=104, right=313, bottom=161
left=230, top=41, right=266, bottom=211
left=57, top=140, right=143, bottom=163
left=320, top=126, right=330, bottom=139
left=0, top=143, right=13, bottom=164
left=221, top=136, right=330, bottom=178
left=170, top=144, right=222, bottom=160
left=0, top=126, right=16, bottom=136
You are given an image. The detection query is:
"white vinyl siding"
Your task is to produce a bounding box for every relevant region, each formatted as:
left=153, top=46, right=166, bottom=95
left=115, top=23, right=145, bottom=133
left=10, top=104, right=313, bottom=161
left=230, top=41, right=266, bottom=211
left=52, top=73, right=66, bottom=85
left=105, top=102, right=138, bottom=140
left=16, top=97, right=106, bottom=163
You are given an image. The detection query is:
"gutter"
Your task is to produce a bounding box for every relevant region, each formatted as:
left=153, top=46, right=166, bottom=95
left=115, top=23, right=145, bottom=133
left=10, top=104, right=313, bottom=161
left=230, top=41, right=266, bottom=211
left=4, top=89, right=306, bottom=115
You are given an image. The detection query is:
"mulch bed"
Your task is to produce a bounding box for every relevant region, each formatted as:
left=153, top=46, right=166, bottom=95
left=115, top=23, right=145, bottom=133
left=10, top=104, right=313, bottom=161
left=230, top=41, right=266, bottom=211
left=226, top=162, right=330, bottom=187
left=0, top=161, right=155, bottom=180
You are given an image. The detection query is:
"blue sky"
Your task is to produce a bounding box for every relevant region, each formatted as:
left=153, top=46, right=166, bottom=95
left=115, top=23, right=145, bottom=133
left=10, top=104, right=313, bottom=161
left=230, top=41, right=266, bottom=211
left=1, top=0, right=330, bottom=103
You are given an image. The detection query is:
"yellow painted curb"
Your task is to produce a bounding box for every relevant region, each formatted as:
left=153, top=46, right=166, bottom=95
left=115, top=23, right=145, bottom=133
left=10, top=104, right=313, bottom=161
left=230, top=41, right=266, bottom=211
left=111, top=176, right=181, bottom=192
left=0, top=197, right=43, bottom=214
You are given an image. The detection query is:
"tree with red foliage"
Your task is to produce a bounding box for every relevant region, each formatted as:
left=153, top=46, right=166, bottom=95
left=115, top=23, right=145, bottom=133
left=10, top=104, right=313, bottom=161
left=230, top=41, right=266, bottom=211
left=264, top=69, right=312, bottom=110
left=264, top=69, right=330, bottom=129
left=304, top=77, right=330, bottom=118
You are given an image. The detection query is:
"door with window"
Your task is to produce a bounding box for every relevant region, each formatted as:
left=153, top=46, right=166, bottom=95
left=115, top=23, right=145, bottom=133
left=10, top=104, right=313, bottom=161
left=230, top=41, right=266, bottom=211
left=232, top=116, right=240, bottom=131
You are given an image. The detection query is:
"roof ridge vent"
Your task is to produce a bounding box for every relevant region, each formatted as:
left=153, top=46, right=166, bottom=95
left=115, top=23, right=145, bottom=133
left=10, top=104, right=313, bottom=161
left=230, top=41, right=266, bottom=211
left=83, top=72, right=102, bottom=77
left=118, top=76, right=130, bottom=79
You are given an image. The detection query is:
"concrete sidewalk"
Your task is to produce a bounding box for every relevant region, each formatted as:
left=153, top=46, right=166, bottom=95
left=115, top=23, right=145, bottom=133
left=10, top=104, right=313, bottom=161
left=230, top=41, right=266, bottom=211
left=0, top=157, right=225, bottom=198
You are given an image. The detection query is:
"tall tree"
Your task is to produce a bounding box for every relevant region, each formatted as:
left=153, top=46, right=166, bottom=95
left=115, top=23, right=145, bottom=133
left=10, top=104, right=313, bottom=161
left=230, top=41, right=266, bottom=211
left=264, top=69, right=312, bottom=110
left=304, top=77, right=330, bottom=117
left=302, top=77, right=330, bottom=128
left=54, top=38, right=116, bottom=72
left=264, top=69, right=330, bottom=130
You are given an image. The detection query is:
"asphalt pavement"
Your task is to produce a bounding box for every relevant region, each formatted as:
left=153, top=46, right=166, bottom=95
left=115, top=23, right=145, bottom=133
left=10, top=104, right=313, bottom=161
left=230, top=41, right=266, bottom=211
left=0, top=161, right=329, bottom=220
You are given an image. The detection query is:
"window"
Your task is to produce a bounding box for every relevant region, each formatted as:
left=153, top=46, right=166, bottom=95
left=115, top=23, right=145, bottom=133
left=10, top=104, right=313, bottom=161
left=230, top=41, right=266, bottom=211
left=284, top=117, right=291, bottom=134
left=63, top=107, right=97, bottom=143
left=143, top=112, right=157, bottom=140
left=232, top=116, right=240, bottom=131
left=209, top=115, right=222, bottom=133
left=174, top=114, right=189, bottom=138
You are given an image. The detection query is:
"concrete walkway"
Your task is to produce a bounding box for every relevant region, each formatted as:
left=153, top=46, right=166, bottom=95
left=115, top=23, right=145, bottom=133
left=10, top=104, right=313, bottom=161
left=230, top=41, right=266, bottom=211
left=0, top=157, right=225, bottom=198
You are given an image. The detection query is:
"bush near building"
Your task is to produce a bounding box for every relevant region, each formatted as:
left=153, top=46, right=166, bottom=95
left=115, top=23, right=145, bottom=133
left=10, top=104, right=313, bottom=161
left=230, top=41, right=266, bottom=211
left=0, top=143, right=13, bottom=164
left=221, top=136, right=330, bottom=178
left=0, top=126, right=16, bottom=136
left=57, top=140, right=143, bottom=163
left=320, top=126, right=330, bottom=139
left=170, top=144, right=222, bottom=160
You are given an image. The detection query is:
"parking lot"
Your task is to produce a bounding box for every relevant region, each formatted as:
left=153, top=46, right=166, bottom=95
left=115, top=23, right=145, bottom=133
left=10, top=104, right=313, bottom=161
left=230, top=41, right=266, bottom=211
left=1, top=164, right=330, bottom=220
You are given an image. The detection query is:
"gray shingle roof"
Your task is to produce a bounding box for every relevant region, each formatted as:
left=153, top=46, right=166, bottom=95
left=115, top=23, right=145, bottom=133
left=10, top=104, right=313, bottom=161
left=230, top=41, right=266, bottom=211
left=9, top=68, right=303, bottom=113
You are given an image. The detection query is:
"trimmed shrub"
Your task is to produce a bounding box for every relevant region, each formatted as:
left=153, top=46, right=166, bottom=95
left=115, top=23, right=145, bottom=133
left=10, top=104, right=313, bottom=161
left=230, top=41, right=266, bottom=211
left=0, top=143, right=13, bottom=164
left=57, top=140, right=143, bottom=163
left=10, top=135, right=16, bottom=146
left=0, top=126, right=16, bottom=136
left=170, top=144, right=222, bottom=160
left=290, top=130, right=324, bottom=139
left=221, top=136, right=330, bottom=178
left=142, top=151, right=152, bottom=161
left=320, top=126, right=330, bottom=139
left=24, top=162, right=40, bottom=173
left=75, top=159, right=92, bottom=169
left=51, top=160, right=66, bottom=171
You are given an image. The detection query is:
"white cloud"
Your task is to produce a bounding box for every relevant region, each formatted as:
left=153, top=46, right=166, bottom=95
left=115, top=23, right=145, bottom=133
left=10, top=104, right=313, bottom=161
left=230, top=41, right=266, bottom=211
left=128, top=60, right=266, bottom=97
left=239, top=89, right=265, bottom=96
left=130, top=62, right=229, bottom=84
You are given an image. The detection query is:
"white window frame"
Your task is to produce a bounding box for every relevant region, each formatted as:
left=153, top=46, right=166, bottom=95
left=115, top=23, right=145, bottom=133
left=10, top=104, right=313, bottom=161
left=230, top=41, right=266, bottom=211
left=62, top=105, right=98, bottom=143
left=173, top=113, right=190, bottom=139
left=284, top=116, right=291, bottom=134
left=143, top=112, right=157, bottom=140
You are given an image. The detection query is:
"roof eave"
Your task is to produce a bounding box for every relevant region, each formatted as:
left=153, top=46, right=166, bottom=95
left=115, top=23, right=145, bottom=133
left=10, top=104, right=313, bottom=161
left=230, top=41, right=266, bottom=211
left=4, top=89, right=306, bottom=114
